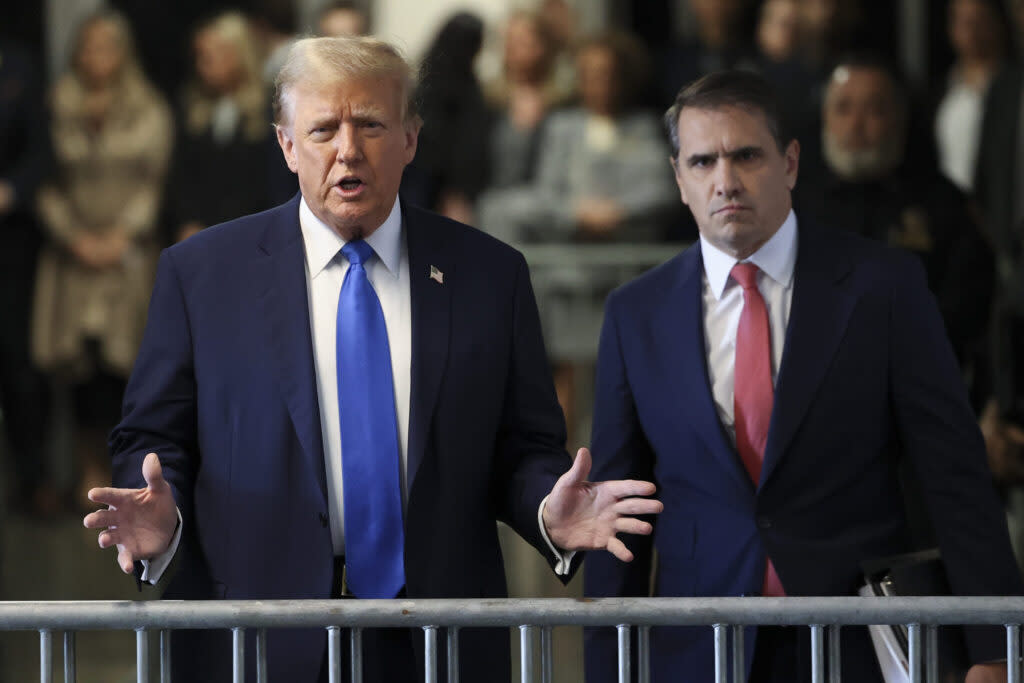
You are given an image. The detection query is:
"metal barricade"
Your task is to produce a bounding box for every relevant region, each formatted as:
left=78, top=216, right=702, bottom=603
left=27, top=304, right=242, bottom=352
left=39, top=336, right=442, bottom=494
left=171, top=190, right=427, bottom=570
left=3, top=596, right=1023, bottom=683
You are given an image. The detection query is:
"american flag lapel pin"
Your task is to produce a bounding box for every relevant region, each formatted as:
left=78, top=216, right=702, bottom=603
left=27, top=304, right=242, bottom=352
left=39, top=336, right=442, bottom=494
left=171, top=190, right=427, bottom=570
left=429, top=265, right=444, bottom=284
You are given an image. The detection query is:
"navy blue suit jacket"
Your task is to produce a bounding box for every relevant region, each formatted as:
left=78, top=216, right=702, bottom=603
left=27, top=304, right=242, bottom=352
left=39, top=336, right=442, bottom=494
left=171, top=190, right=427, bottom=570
left=584, top=223, right=1022, bottom=682
left=110, top=195, right=571, bottom=682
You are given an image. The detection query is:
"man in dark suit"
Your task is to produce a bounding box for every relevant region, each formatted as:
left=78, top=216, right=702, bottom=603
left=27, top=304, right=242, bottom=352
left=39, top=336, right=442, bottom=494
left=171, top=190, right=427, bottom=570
left=82, top=36, right=661, bottom=682
left=583, top=70, right=1021, bottom=682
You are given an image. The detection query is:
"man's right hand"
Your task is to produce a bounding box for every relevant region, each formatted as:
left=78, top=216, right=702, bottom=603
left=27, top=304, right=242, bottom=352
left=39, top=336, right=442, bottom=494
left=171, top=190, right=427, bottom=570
left=82, top=452, right=178, bottom=574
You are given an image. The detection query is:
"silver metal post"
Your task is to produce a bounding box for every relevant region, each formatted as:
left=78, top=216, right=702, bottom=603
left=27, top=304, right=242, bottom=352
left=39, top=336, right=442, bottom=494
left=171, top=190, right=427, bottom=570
left=520, top=625, right=536, bottom=683
left=1008, top=624, right=1021, bottom=683
left=447, top=626, right=460, bottom=683
left=617, top=624, right=631, bottom=683
left=256, top=628, right=267, bottom=683
left=732, top=625, right=744, bottom=682
left=327, top=626, right=342, bottom=683
left=828, top=624, right=840, bottom=683
left=908, top=623, right=922, bottom=683
left=136, top=628, right=149, bottom=683
left=63, top=631, right=76, bottom=683
left=714, top=624, right=726, bottom=683
left=424, top=626, right=438, bottom=683
left=232, top=627, right=244, bottom=683
left=540, top=626, right=552, bottom=683
left=637, top=625, right=651, bottom=683
left=39, top=629, right=52, bottom=683
left=350, top=627, right=363, bottom=683
left=160, top=630, right=171, bottom=683
left=810, top=625, right=824, bottom=683
left=925, top=625, right=938, bottom=683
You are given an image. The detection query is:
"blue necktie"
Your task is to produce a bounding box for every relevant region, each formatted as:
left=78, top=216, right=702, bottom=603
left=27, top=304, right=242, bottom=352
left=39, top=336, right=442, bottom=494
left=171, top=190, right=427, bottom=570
left=336, top=239, right=405, bottom=599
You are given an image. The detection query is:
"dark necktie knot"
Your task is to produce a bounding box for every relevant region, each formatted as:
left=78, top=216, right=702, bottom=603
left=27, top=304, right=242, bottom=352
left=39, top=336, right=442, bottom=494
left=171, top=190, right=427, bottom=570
left=731, top=262, right=760, bottom=290
left=342, top=240, right=374, bottom=268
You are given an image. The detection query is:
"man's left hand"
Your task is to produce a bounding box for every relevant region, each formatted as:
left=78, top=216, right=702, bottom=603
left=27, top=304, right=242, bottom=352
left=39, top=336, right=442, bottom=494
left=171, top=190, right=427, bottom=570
left=542, top=447, right=663, bottom=561
left=966, top=662, right=1007, bottom=683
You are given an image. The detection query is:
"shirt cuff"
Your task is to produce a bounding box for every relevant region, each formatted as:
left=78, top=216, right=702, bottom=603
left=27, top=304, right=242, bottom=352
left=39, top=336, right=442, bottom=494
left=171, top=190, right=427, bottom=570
left=140, top=507, right=182, bottom=584
left=538, top=494, right=576, bottom=575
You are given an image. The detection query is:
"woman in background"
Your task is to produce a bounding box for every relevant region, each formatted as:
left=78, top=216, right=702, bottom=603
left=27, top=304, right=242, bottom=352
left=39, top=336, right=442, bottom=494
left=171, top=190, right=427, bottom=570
left=165, top=11, right=270, bottom=243
left=33, top=10, right=172, bottom=506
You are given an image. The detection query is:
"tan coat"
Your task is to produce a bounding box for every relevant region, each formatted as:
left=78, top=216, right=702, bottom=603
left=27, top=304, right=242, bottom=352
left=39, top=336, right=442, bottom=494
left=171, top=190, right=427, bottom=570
left=33, top=72, right=172, bottom=379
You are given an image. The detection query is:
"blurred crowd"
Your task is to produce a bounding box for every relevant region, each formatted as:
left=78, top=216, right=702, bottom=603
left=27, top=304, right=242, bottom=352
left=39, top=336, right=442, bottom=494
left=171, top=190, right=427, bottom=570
left=4, top=0, right=1024, bottom=570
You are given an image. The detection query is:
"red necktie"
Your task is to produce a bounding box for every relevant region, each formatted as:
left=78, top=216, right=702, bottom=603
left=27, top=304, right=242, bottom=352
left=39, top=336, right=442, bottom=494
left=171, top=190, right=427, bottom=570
left=731, top=262, right=785, bottom=597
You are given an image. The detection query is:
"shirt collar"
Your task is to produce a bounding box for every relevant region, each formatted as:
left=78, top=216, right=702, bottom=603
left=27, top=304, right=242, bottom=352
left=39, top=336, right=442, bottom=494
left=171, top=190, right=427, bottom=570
left=299, top=197, right=403, bottom=279
left=700, top=209, right=798, bottom=300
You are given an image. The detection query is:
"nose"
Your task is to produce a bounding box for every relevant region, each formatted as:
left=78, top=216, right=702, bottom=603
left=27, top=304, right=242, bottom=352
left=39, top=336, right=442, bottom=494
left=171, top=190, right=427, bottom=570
left=714, top=158, right=742, bottom=198
left=335, top=124, right=364, bottom=164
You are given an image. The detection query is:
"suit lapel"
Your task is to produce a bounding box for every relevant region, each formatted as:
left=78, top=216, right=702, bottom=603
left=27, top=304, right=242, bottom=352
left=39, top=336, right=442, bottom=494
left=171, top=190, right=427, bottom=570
left=404, top=206, right=452, bottom=491
left=760, top=224, right=857, bottom=486
left=655, top=244, right=754, bottom=496
left=256, top=196, right=328, bottom=502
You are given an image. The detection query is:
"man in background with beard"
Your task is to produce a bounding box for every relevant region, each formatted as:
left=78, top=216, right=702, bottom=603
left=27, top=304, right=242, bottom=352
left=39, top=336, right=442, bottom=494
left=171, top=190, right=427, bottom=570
left=796, top=53, right=994, bottom=374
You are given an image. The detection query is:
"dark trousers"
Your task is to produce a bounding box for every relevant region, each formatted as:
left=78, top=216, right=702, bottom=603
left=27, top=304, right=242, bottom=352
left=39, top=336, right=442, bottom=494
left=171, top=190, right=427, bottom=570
left=749, top=626, right=800, bottom=683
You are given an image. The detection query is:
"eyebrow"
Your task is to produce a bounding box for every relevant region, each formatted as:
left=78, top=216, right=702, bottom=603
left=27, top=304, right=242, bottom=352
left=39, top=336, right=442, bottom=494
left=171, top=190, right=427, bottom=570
left=684, top=145, right=763, bottom=167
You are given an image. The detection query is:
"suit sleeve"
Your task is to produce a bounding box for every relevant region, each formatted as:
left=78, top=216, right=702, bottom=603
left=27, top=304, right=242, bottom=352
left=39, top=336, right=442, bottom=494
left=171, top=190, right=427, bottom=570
left=494, top=253, right=576, bottom=577
left=584, top=290, right=657, bottom=682
left=887, top=250, right=1024, bottom=663
left=109, top=249, right=198, bottom=528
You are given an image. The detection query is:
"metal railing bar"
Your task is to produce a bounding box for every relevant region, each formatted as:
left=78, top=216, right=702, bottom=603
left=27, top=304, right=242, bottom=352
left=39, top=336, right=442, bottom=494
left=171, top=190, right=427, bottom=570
left=447, top=626, right=460, bottom=683
left=520, top=625, right=535, bottom=683
left=637, top=625, right=651, bottom=683
left=3, top=597, right=1023, bottom=630
left=39, top=629, right=52, bottom=683
left=540, top=625, right=552, bottom=683
left=63, top=630, right=76, bottom=683
left=424, top=626, right=438, bottom=683
left=810, top=625, right=824, bottom=683
left=137, top=628, right=149, bottom=683
left=731, top=624, right=744, bottom=683
left=617, top=624, right=630, bottom=683
left=256, top=628, right=267, bottom=683
left=714, top=624, right=726, bottom=683
left=327, top=626, right=341, bottom=683
left=925, top=624, right=937, bottom=683
left=160, top=629, right=171, bottom=683
left=350, top=627, right=363, bottom=683
left=908, top=623, right=921, bottom=683
left=827, top=624, right=840, bottom=683
left=231, top=627, right=244, bottom=683
left=1008, top=624, right=1020, bottom=683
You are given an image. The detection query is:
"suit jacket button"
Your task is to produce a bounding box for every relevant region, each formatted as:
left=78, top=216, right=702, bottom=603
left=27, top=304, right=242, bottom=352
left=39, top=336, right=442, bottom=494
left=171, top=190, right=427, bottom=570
left=319, top=512, right=329, bottom=528
left=756, top=517, right=771, bottom=529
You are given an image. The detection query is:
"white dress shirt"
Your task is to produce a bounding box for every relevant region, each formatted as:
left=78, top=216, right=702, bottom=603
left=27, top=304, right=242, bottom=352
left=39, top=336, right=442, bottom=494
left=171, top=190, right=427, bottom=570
left=700, top=210, right=797, bottom=444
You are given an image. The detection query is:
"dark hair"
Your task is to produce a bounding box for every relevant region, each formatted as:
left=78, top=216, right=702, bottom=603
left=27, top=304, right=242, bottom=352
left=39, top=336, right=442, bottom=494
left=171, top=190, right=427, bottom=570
left=574, top=30, right=651, bottom=110
left=664, top=69, right=788, bottom=157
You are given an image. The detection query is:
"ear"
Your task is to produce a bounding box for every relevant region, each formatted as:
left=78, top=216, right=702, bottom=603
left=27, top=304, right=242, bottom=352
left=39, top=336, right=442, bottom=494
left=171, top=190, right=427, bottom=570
left=402, top=119, right=421, bottom=166
left=670, top=155, right=690, bottom=206
left=784, top=139, right=800, bottom=191
left=275, top=125, right=299, bottom=174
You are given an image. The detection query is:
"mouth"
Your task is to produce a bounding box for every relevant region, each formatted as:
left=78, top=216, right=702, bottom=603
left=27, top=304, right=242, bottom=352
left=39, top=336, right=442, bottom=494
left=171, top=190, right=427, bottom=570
left=713, top=205, right=749, bottom=216
left=334, top=176, right=366, bottom=198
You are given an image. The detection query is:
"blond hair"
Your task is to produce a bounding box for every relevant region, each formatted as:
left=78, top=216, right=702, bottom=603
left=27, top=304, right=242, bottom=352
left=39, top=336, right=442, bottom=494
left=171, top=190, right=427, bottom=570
left=184, top=11, right=267, bottom=143
left=273, top=36, right=419, bottom=130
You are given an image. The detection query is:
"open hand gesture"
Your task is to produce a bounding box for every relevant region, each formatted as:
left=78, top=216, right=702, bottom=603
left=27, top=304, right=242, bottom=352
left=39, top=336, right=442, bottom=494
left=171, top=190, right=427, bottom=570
left=542, top=447, right=663, bottom=561
left=82, top=452, right=178, bottom=573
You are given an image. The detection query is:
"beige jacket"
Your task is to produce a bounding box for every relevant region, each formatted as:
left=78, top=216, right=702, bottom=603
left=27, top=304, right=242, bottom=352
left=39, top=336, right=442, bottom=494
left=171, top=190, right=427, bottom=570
left=33, top=72, right=172, bottom=378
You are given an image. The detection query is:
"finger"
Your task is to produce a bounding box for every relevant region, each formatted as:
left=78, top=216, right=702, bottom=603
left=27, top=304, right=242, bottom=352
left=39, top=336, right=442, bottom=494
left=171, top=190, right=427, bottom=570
left=116, top=546, right=135, bottom=574
left=600, top=479, right=658, bottom=499
left=555, top=447, right=591, bottom=489
left=614, top=518, right=653, bottom=536
left=613, top=497, right=665, bottom=516
left=83, top=509, right=120, bottom=530
left=142, top=452, right=167, bottom=491
left=87, top=486, right=136, bottom=507
left=1006, top=425, right=1024, bottom=443
left=98, top=528, right=122, bottom=550
left=606, top=536, right=634, bottom=563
